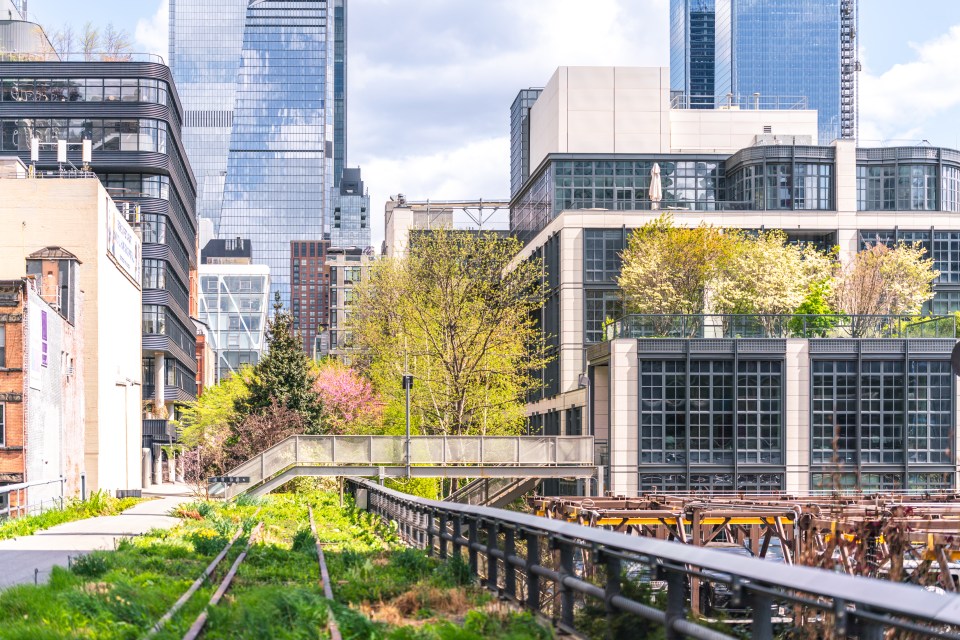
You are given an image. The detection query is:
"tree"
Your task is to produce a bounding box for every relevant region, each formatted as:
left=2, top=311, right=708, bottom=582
left=830, top=242, right=937, bottom=325
left=619, top=215, right=737, bottom=317
left=226, top=401, right=306, bottom=467
left=50, top=22, right=132, bottom=61
left=312, top=360, right=383, bottom=435
left=711, top=231, right=833, bottom=333
left=350, top=229, right=548, bottom=437
left=80, top=22, right=99, bottom=60
left=175, top=368, right=250, bottom=481
left=788, top=280, right=841, bottom=337
left=101, top=23, right=133, bottom=61
left=240, top=293, right=324, bottom=431
left=49, top=24, right=76, bottom=58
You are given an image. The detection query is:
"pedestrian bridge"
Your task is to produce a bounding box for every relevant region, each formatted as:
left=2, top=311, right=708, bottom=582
left=214, top=435, right=598, bottom=499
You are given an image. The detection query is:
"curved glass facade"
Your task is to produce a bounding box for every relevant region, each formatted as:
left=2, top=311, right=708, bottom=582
left=0, top=61, right=198, bottom=406
left=0, top=77, right=170, bottom=106
left=0, top=118, right=167, bottom=152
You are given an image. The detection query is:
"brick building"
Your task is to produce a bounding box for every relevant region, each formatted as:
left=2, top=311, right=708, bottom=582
left=0, top=271, right=84, bottom=515
left=290, top=240, right=331, bottom=356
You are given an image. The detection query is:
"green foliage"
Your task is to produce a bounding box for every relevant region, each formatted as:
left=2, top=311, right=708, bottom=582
left=240, top=293, right=323, bottom=430
left=350, top=229, right=548, bottom=438
left=789, top=280, right=842, bottom=337
left=0, top=490, right=551, bottom=639
left=386, top=477, right=441, bottom=500
left=290, top=527, right=316, bottom=555
left=0, top=492, right=142, bottom=540
left=619, top=214, right=738, bottom=316
left=70, top=551, right=110, bottom=578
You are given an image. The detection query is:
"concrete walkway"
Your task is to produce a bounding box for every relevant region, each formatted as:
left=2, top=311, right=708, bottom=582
left=0, top=485, right=194, bottom=588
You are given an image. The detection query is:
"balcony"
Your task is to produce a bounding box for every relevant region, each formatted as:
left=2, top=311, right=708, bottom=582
left=142, top=419, right=176, bottom=441
left=604, top=314, right=956, bottom=341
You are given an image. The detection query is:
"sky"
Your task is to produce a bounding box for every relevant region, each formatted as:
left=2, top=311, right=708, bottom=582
left=22, top=0, right=960, bottom=248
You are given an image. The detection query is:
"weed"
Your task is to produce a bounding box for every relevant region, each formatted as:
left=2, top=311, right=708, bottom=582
left=433, top=554, right=473, bottom=588
left=291, top=527, right=316, bottom=555
left=71, top=552, right=110, bottom=578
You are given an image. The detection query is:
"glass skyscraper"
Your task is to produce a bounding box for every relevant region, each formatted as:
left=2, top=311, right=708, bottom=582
left=171, top=0, right=343, bottom=308
left=670, top=0, right=857, bottom=142
left=330, top=167, right=370, bottom=248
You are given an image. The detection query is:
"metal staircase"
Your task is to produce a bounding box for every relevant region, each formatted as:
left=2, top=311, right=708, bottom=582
left=445, top=477, right=539, bottom=508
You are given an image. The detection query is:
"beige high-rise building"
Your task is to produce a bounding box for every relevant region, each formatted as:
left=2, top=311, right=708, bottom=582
left=0, top=165, right=143, bottom=493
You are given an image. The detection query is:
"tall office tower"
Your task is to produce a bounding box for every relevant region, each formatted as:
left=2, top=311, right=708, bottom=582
left=333, top=0, right=347, bottom=188
left=171, top=0, right=341, bottom=309
left=510, top=88, right=543, bottom=198
left=670, top=0, right=857, bottom=142
left=330, top=167, right=370, bottom=248
left=669, top=0, right=716, bottom=108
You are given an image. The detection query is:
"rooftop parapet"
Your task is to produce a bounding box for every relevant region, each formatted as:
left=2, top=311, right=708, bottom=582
left=604, top=313, right=956, bottom=341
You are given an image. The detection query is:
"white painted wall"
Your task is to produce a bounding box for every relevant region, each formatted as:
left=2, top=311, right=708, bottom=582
left=0, top=179, right=142, bottom=493
left=95, top=194, right=143, bottom=493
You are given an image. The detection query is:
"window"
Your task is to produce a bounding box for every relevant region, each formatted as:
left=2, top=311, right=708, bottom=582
left=584, top=230, right=623, bottom=283
left=639, top=360, right=687, bottom=464
left=689, top=361, right=734, bottom=464
left=0, top=325, right=5, bottom=368
left=811, top=360, right=857, bottom=464
left=0, top=404, right=4, bottom=447
left=860, top=361, right=904, bottom=463
left=907, top=361, right=951, bottom=464
left=737, top=360, right=783, bottom=463
left=565, top=406, right=583, bottom=436
left=584, top=290, right=622, bottom=344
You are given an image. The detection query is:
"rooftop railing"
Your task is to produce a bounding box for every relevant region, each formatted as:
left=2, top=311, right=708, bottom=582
left=0, top=52, right=165, bottom=64
left=671, top=93, right=809, bottom=110
left=604, top=314, right=957, bottom=341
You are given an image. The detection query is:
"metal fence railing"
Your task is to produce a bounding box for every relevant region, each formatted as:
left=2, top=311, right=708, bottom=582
left=221, top=435, right=595, bottom=499
left=0, top=476, right=66, bottom=520
left=605, top=313, right=957, bottom=341
left=348, top=478, right=960, bottom=640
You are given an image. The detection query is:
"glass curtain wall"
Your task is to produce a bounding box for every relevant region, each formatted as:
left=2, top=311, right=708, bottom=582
left=216, top=0, right=334, bottom=309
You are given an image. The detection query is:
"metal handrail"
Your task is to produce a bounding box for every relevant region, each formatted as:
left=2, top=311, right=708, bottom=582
left=349, top=477, right=960, bottom=640
left=606, top=313, right=957, bottom=340
left=220, top=435, right=596, bottom=499
left=0, top=476, right=66, bottom=519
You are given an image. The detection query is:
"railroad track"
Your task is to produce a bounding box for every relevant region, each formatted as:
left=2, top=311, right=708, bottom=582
left=142, top=503, right=342, bottom=640
left=142, top=507, right=263, bottom=640
left=309, top=505, right=342, bottom=640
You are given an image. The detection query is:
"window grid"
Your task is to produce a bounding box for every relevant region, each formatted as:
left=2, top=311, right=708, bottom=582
left=737, top=360, right=783, bottom=463
left=860, top=361, right=904, bottom=464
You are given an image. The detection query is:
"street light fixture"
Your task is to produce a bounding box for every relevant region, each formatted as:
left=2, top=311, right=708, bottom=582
left=403, top=373, right=414, bottom=478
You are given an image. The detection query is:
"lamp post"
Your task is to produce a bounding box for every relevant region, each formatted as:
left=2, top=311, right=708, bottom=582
left=578, top=372, right=599, bottom=496
left=403, top=373, right=414, bottom=478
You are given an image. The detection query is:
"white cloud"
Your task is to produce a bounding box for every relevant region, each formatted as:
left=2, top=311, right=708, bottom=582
left=134, top=0, right=168, bottom=62
left=363, top=136, right=512, bottom=248
left=859, top=24, right=960, bottom=143
left=350, top=0, right=670, bottom=246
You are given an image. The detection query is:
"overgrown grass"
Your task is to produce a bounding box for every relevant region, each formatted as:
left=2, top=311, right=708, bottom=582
left=0, top=491, right=553, bottom=640
left=0, top=490, right=144, bottom=541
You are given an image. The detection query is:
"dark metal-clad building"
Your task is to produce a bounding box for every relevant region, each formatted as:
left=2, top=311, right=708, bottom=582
left=0, top=57, right=199, bottom=447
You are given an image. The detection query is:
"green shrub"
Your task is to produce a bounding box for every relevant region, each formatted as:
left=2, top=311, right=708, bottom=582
left=291, top=527, right=316, bottom=555
left=433, top=555, right=473, bottom=588
left=70, top=552, right=109, bottom=578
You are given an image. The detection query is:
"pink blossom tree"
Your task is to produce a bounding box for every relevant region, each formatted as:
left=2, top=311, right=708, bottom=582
left=312, top=360, right=383, bottom=434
